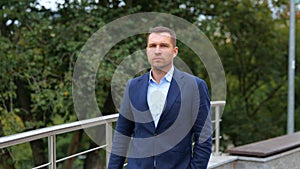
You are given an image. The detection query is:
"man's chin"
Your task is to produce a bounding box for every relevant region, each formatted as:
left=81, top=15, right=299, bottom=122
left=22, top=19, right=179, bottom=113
left=152, top=65, right=170, bottom=72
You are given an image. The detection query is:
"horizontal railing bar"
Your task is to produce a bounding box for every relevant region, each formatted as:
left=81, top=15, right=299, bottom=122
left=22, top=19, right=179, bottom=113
left=210, top=100, right=226, bottom=107
left=32, top=145, right=107, bottom=169
left=56, top=144, right=107, bottom=163
left=212, top=119, right=222, bottom=123
left=32, top=162, right=51, bottom=169
left=212, top=136, right=222, bottom=141
left=0, top=114, right=119, bottom=149
left=211, top=100, right=226, bottom=106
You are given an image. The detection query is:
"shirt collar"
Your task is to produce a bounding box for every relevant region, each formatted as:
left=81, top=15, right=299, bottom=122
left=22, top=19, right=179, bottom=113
left=164, top=66, right=174, bottom=82
left=149, top=66, right=174, bottom=83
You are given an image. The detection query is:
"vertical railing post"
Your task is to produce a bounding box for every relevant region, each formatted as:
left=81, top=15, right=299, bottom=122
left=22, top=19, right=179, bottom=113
left=106, top=121, right=113, bottom=168
left=48, top=135, right=56, bottom=169
left=215, top=105, right=220, bottom=155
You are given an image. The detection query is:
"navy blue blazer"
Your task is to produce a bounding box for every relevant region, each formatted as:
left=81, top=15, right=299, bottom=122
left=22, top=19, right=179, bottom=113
left=108, top=68, right=212, bottom=169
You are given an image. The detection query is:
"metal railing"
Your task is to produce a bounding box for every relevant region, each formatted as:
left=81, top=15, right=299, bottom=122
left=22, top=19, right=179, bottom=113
left=211, top=100, right=226, bottom=155
left=0, top=101, right=225, bottom=169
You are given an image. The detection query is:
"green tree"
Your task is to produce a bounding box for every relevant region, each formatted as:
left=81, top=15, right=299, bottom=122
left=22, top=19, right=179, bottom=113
left=0, top=0, right=104, bottom=167
left=203, top=0, right=294, bottom=146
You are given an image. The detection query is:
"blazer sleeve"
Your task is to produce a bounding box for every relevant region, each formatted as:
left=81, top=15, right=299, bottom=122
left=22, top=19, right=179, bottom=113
left=108, top=80, right=135, bottom=169
left=189, top=78, right=212, bottom=169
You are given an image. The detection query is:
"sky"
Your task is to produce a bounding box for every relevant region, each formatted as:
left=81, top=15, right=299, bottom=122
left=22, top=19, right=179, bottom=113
left=37, top=0, right=65, bottom=10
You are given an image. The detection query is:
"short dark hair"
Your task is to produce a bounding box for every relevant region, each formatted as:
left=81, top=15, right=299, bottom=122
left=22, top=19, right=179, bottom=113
left=148, top=26, right=176, bottom=47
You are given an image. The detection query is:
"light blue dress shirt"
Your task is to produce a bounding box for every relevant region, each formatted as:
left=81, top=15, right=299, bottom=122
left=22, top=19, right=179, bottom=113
left=147, top=66, right=174, bottom=127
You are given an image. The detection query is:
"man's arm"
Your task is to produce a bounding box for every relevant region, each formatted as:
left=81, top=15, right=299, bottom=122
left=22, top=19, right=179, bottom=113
left=189, top=79, right=212, bottom=169
left=108, top=81, right=134, bottom=169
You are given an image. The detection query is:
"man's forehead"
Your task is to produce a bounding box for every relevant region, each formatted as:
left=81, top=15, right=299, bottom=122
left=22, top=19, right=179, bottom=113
left=149, top=32, right=172, bottom=38
left=148, top=32, right=172, bottom=43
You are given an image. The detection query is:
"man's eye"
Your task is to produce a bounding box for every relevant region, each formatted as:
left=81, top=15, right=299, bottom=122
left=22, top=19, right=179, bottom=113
left=160, top=44, right=169, bottom=48
left=149, top=44, right=156, bottom=48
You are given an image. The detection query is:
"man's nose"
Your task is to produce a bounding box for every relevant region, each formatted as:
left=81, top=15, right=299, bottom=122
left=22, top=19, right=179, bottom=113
left=154, top=46, right=161, bottom=54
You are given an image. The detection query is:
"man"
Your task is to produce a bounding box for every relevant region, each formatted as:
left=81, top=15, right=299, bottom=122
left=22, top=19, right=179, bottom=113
left=108, top=26, right=212, bottom=169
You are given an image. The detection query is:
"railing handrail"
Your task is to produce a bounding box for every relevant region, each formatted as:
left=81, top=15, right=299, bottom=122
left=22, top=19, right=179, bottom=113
left=0, top=114, right=119, bottom=149
left=210, top=100, right=226, bottom=106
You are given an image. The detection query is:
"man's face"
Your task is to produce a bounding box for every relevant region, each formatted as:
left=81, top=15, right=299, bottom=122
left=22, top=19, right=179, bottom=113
left=146, top=32, right=178, bottom=71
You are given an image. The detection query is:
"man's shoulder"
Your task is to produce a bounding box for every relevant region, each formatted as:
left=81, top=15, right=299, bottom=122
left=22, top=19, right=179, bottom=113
left=176, top=69, right=206, bottom=84
left=128, top=72, right=149, bottom=84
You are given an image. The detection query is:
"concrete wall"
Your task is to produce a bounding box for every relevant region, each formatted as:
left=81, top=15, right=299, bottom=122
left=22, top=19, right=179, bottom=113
left=210, top=147, right=300, bottom=169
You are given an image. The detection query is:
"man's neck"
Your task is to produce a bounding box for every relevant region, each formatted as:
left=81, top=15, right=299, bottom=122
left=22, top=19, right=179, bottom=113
left=151, top=66, right=172, bottom=84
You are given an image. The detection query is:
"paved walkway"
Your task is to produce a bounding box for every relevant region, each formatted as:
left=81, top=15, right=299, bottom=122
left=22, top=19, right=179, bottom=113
left=208, top=155, right=238, bottom=169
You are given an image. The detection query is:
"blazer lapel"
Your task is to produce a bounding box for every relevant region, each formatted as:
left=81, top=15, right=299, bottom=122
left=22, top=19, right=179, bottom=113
left=131, top=73, right=150, bottom=112
left=156, top=68, right=185, bottom=128
left=129, top=72, right=157, bottom=129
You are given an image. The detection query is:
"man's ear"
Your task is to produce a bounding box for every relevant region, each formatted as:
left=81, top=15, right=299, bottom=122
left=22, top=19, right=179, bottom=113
left=173, top=47, right=178, bottom=57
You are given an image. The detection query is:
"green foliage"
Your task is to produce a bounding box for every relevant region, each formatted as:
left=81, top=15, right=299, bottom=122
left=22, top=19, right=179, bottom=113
left=206, top=0, right=296, bottom=147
